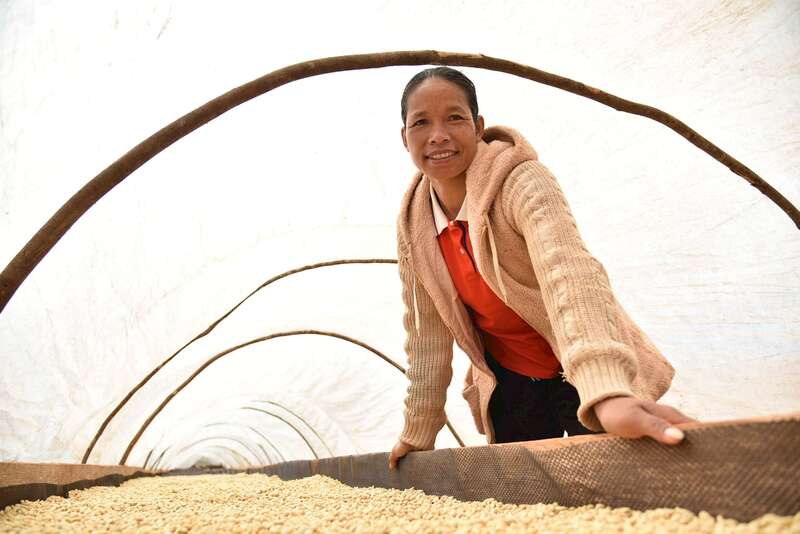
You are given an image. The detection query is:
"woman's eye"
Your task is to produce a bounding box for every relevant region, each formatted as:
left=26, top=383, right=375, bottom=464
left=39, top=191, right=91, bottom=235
left=410, top=119, right=426, bottom=127
left=449, top=114, right=465, bottom=121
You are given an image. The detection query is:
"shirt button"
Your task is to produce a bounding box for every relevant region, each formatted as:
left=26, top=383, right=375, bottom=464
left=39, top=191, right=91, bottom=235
left=460, top=249, right=466, bottom=254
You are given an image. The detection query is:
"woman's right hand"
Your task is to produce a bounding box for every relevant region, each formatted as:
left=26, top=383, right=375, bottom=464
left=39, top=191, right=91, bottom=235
left=388, top=440, right=421, bottom=470
left=594, top=395, right=696, bottom=444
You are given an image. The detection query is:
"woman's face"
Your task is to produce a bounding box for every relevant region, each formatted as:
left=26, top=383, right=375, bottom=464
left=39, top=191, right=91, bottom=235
left=401, top=78, right=484, bottom=183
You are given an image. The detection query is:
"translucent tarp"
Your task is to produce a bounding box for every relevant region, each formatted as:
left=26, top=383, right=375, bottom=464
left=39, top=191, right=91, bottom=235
left=1, top=1, right=798, bottom=469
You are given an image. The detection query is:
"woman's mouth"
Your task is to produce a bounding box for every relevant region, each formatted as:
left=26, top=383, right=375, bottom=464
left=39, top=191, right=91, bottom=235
left=427, top=150, right=458, bottom=161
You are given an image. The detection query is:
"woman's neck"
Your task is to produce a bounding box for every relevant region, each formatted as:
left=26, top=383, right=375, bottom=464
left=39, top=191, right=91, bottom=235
left=430, top=175, right=467, bottom=221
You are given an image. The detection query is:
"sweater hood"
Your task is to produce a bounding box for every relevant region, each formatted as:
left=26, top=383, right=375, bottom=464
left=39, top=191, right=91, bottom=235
left=464, top=125, right=539, bottom=221
left=397, top=125, right=538, bottom=257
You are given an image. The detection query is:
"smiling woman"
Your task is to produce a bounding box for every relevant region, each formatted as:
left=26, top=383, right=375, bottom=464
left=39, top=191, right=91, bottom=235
left=389, top=67, right=691, bottom=469
left=400, top=68, right=484, bottom=204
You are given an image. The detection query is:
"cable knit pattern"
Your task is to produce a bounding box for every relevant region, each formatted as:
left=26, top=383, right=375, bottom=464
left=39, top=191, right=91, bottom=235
left=502, top=161, right=640, bottom=430
left=396, top=126, right=674, bottom=445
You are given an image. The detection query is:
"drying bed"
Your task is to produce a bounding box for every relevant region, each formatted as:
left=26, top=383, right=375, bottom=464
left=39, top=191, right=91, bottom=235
left=2, top=472, right=798, bottom=533
left=1, top=414, right=798, bottom=531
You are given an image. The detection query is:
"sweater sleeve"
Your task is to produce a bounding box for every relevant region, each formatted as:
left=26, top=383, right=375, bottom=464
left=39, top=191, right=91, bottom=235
left=502, top=160, right=636, bottom=431
left=396, top=234, right=454, bottom=450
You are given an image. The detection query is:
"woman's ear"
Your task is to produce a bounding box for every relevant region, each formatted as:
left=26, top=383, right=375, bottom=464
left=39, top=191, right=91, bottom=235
left=475, top=115, right=485, bottom=139
left=400, top=126, right=409, bottom=151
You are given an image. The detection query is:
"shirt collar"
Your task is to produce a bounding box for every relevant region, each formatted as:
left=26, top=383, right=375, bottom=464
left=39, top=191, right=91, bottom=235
left=429, top=182, right=469, bottom=236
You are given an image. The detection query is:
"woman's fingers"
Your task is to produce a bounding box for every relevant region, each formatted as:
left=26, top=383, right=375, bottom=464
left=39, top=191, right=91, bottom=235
left=644, top=401, right=697, bottom=425
left=388, top=441, right=414, bottom=470
left=388, top=452, right=400, bottom=470
left=594, top=396, right=695, bottom=445
left=638, top=409, right=685, bottom=444
left=638, top=401, right=697, bottom=444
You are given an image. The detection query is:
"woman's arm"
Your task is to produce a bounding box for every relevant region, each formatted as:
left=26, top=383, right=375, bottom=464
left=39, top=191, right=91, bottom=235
left=393, top=234, right=455, bottom=456
left=502, top=160, right=691, bottom=441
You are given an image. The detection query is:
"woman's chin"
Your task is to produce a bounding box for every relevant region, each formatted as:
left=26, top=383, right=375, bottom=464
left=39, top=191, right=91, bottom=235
left=424, top=165, right=468, bottom=183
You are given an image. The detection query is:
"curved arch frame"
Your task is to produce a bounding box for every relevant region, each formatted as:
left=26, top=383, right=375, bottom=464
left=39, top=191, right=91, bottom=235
left=82, top=259, right=395, bottom=463
left=149, top=447, right=170, bottom=470
left=202, top=423, right=276, bottom=465
left=253, top=400, right=335, bottom=457
left=240, top=422, right=286, bottom=464
left=171, top=434, right=266, bottom=466
left=154, top=444, right=248, bottom=470
left=241, top=406, right=319, bottom=459
left=2, top=50, right=797, bottom=316
left=242, top=424, right=285, bottom=464
left=143, top=417, right=287, bottom=469
left=119, top=329, right=464, bottom=465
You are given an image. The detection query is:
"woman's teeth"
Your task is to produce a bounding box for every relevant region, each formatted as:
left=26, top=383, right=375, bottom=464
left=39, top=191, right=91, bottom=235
left=429, top=152, right=456, bottom=160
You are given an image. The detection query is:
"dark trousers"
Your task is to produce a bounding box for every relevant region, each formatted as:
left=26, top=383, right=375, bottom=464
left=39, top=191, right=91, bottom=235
left=485, top=351, right=598, bottom=442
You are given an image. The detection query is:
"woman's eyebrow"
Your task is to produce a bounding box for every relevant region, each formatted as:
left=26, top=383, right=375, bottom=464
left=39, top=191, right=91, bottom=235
left=408, top=105, right=467, bottom=120
left=408, top=110, right=428, bottom=120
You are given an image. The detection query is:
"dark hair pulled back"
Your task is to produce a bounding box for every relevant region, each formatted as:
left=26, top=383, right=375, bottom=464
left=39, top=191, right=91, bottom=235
left=400, top=67, right=479, bottom=125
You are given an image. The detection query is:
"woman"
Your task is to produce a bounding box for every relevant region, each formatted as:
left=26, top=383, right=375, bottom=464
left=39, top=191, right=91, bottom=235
left=389, top=67, right=692, bottom=469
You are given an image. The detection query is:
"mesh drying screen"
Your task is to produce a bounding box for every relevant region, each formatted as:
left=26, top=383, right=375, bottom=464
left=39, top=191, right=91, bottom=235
left=3, top=416, right=797, bottom=521
left=174, top=416, right=800, bottom=522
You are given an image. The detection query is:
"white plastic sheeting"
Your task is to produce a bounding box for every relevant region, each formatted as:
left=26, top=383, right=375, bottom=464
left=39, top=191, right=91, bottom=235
left=1, top=1, right=798, bottom=469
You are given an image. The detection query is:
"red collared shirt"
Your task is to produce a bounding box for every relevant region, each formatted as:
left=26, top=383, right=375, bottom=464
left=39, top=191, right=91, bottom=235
left=430, top=185, right=561, bottom=379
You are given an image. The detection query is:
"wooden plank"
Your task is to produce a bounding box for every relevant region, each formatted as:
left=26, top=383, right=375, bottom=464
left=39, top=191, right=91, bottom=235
left=507, top=411, right=800, bottom=452
left=0, top=462, right=151, bottom=487
left=0, top=463, right=154, bottom=510
left=232, top=413, right=800, bottom=521
left=3, top=413, right=798, bottom=518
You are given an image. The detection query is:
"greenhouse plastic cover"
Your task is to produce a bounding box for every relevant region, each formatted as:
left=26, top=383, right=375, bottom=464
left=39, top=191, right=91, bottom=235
left=1, top=1, right=798, bottom=469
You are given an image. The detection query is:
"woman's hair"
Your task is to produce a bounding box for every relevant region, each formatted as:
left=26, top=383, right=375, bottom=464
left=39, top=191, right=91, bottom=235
left=400, top=67, right=479, bottom=125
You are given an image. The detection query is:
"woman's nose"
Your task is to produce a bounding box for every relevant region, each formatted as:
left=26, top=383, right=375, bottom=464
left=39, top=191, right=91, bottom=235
left=429, top=124, right=450, bottom=144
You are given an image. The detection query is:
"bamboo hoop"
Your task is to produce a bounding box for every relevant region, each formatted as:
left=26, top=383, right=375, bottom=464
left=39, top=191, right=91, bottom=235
left=119, top=329, right=465, bottom=465
left=82, top=260, right=399, bottom=464
left=2, top=50, right=797, bottom=315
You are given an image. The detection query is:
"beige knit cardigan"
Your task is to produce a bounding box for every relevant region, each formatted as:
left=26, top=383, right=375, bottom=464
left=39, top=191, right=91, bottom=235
left=396, top=126, right=674, bottom=449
